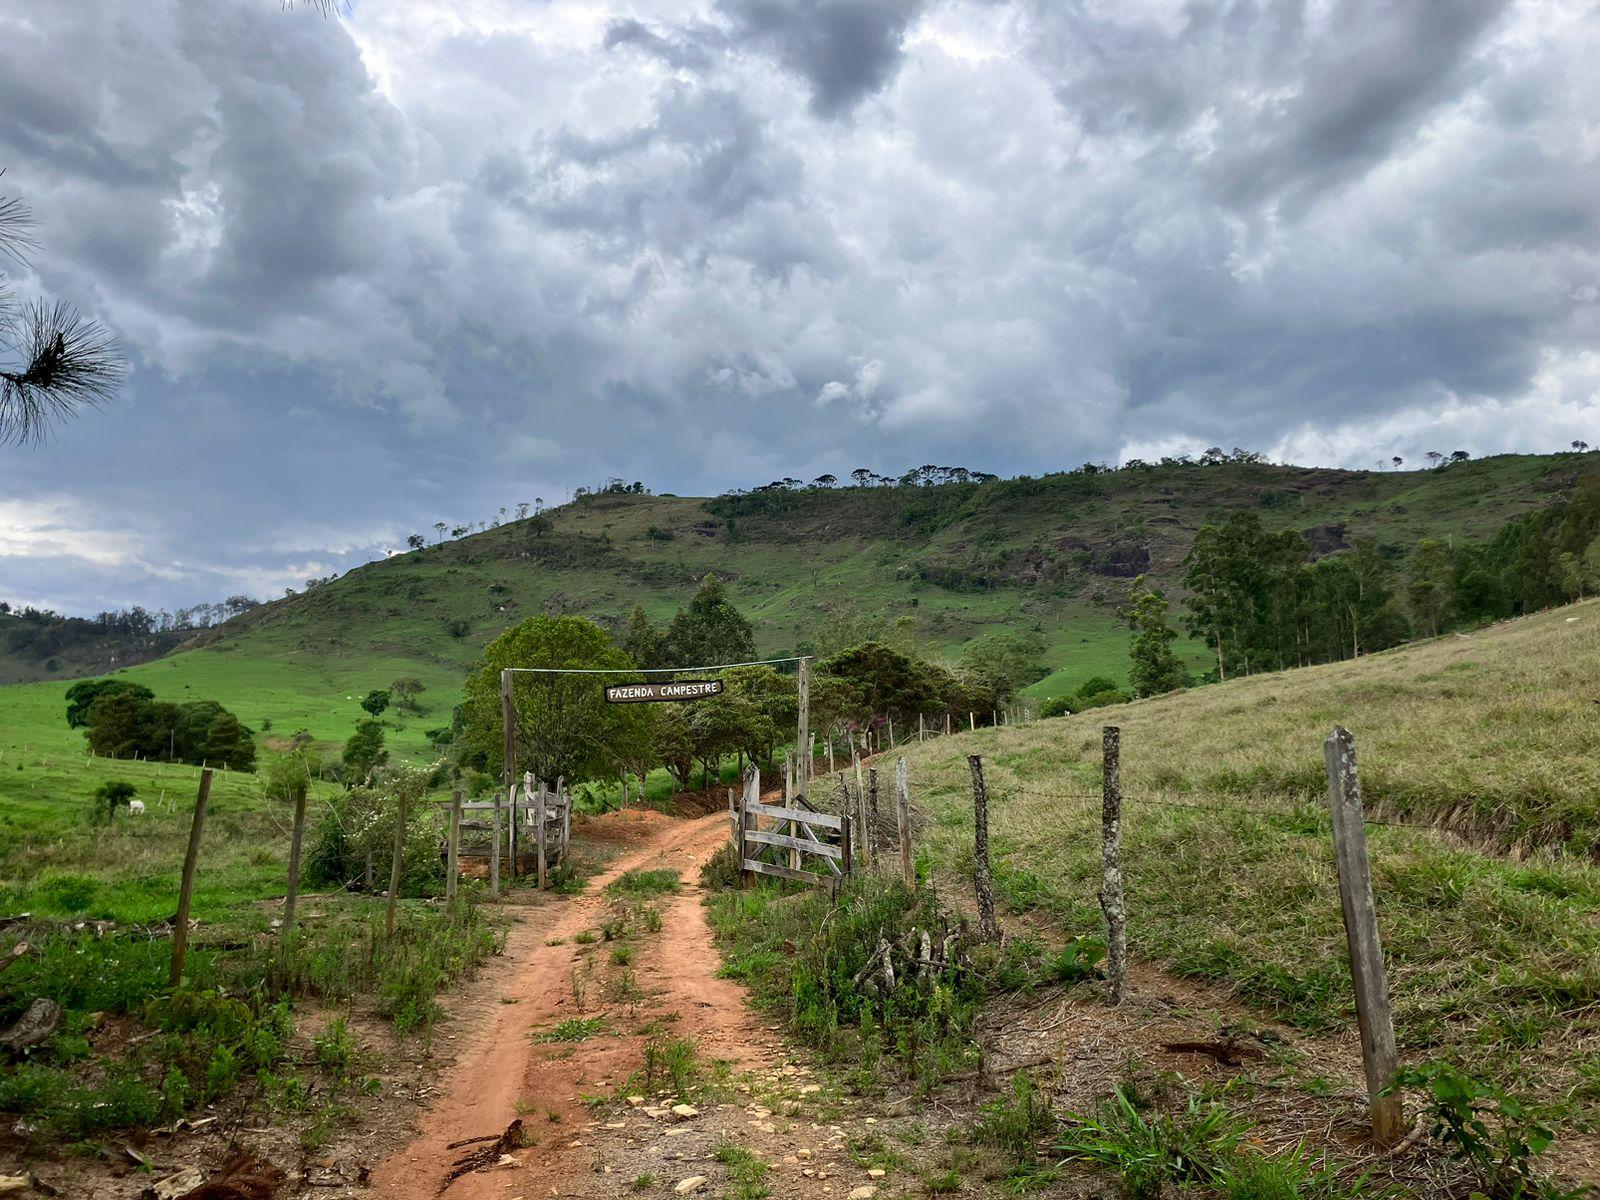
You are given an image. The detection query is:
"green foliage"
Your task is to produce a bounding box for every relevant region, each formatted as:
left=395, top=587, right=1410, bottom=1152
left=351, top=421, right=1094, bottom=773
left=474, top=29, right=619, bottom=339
left=974, top=1071, right=1055, bottom=1159
left=341, top=718, right=388, bottom=784
left=462, top=615, right=651, bottom=784
left=360, top=689, right=390, bottom=717
left=605, top=868, right=681, bottom=898
left=64, top=678, right=152, bottom=728
left=541, top=1015, right=607, bottom=1042
left=1042, top=938, right=1105, bottom=985
left=1038, top=695, right=1076, bottom=719
left=79, top=689, right=256, bottom=771
left=1394, top=1061, right=1581, bottom=1199
left=1055, top=1085, right=1244, bottom=1199
left=713, top=1140, right=772, bottom=1199
left=959, top=631, right=1047, bottom=703
left=663, top=575, right=755, bottom=667
left=708, top=874, right=987, bottom=1083
left=93, top=779, right=137, bottom=821
left=1124, top=576, right=1187, bottom=698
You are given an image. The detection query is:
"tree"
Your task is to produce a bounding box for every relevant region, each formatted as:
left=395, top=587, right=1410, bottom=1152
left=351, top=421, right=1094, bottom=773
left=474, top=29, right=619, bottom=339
left=0, top=177, right=126, bottom=445
left=406, top=534, right=425, bottom=551
left=341, top=718, right=388, bottom=785
left=622, top=605, right=667, bottom=670
left=433, top=522, right=447, bottom=543
left=461, top=615, right=652, bottom=785
left=820, top=642, right=948, bottom=727
left=360, top=689, right=391, bottom=717
left=1407, top=540, right=1452, bottom=636
left=663, top=576, right=755, bottom=667
left=1124, top=576, right=1187, bottom=697
left=958, top=631, right=1046, bottom=703
left=65, top=678, right=153, bottom=728
left=1392, top=456, right=1404, bottom=469
left=390, top=676, right=426, bottom=712
left=94, top=780, right=137, bottom=823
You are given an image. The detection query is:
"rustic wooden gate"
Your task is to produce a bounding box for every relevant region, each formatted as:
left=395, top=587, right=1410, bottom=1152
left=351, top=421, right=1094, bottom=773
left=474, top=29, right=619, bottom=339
left=734, top=767, right=851, bottom=889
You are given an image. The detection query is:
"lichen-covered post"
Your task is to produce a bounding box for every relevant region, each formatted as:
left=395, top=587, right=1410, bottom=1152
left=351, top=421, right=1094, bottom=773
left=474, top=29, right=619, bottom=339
left=967, top=755, right=1000, bottom=941
left=1325, top=726, right=1404, bottom=1147
left=1100, top=726, right=1127, bottom=1004
left=895, top=756, right=913, bottom=886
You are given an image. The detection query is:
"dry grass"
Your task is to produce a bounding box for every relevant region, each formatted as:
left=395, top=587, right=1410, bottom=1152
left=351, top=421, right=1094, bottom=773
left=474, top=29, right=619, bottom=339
left=891, top=600, right=1600, bottom=1137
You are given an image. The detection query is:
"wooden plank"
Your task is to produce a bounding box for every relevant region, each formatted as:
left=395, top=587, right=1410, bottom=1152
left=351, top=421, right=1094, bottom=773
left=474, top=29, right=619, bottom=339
left=742, top=858, right=824, bottom=886
left=787, top=819, right=844, bottom=875
left=745, top=799, right=842, bottom=829
left=745, top=829, right=842, bottom=859
left=1325, top=726, right=1404, bottom=1147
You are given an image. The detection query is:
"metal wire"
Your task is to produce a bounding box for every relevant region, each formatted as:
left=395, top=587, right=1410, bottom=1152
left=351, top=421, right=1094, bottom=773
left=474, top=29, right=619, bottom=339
left=503, top=655, right=811, bottom=675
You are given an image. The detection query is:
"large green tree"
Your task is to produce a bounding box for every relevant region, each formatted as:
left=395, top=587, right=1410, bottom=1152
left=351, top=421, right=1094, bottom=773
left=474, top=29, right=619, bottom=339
left=663, top=576, right=755, bottom=667
left=462, top=615, right=652, bottom=785
left=958, top=630, right=1046, bottom=702
left=1124, top=576, right=1187, bottom=698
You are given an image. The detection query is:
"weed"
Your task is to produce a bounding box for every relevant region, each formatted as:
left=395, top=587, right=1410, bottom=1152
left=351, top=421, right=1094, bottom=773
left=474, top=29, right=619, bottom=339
left=606, top=868, right=680, bottom=898
left=1042, top=938, right=1105, bottom=986
left=631, top=1174, right=654, bottom=1190
left=1055, top=1085, right=1243, bottom=1199
left=540, top=1015, right=607, bottom=1043
left=714, top=1140, right=772, bottom=1199
left=611, top=945, right=634, bottom=966
left=923, top=1168, right=962, bottom=1193
left=1394, top=1061, right=1585, bottom=1199
left=574, top=930, right=598, bottom=945
left=974, top=1071, right=1056, bottom=1160
left=313, top=1017, right=359, bottom=1084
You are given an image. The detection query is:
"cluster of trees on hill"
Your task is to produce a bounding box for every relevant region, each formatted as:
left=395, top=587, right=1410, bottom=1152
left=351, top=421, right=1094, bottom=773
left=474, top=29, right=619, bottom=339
left=1179, top=476, right=1600, bottom=677
left=403, top=500, right=548, bottom=551
left=439, top=576, right=1045, bottom=791
left=64, top=679, right=256, bottom=771
left=1, top=596, right=260, bottom=635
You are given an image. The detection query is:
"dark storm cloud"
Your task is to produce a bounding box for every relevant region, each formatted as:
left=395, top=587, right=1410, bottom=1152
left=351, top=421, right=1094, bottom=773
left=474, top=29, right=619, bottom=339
left=715, top=0, right=929, bottom=117
left=2, top=0, right=1598, bottom=615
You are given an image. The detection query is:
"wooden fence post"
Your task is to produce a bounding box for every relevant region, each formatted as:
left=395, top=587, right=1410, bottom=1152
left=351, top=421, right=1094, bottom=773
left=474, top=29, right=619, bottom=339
left=536, top=774, right=548, bottom=891
left=282, top=782, right=309, bottom=940
left=868, top=767, right=880, bottom=859
left=728, top=786, right=738, bottom=852
left=1100, top=726, right=1127, bottom=1005
left=740, top=767, right=758, bottom=888
left=385, top=789, right=408, bottom=938
left=888, top=717, right=895, bottom=748
left=967, top=755, right=999, bottom=941
left=501, top=670, right=517, bottom=879
left=446, top=789, right=462, bottom=902
left=490, top=790, right=501, bottom=898
left=797, top=656, right=811, bottom=796
left=946, top=712, right=951, bottom=736
left=559, top=777, right=570, bottom=865
left=169, top=768, right=213, bottom=988
left=970, top=711, right=976, bottom=731
left=841, top=814, right=853, bottom=878
left=919, top=713, right=925, bottom=742
left=1325, top=726, right=1404, bottom=1147
left=895, top=756, right=912, bottom=886
left=826, top=735, right=835, bottom=776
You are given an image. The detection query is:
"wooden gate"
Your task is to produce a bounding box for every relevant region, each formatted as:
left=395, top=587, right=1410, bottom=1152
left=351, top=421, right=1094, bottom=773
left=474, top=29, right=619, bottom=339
left=734, top=767, right=851, bottom=888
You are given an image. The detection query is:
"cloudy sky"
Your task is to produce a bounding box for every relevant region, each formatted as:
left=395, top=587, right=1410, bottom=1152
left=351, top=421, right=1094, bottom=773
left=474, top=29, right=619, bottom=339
left=2, top=0, right=1598, bottom=616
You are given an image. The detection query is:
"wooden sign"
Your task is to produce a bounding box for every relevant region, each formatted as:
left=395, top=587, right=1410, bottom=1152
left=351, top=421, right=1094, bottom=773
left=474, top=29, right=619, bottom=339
left=604, top=679, right=724, bottom=704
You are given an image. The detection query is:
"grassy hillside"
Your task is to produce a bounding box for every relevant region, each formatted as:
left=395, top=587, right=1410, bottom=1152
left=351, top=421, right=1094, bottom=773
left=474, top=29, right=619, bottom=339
left=890, top=600, right=1600, bottom=1131
left=2, top=454, right=1595, bottom=775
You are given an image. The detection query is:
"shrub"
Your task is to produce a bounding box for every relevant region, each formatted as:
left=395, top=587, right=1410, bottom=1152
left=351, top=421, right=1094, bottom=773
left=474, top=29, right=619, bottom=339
left=94, top=780, right=137, bottom=821
left=1038, top=695, right=1076, bottom=719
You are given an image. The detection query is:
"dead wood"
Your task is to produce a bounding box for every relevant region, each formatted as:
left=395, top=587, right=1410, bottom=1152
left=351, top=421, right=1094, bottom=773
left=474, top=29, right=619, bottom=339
left=440, top=1119, right=524, bottom=1191
left=0, top=998, right=60, bottom=1053
left=1161, top=1038, right=1267, bottom=1066
left=173, top=1149, right=285, bottom=1200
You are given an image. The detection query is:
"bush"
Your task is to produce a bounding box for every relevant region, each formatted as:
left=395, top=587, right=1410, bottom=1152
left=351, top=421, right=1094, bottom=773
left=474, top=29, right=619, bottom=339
left=1038, top=695, right=1076, bottom=719
left=1078, top=688, right=1130, bottom=710
left=93, top=780, right=137, bottom=821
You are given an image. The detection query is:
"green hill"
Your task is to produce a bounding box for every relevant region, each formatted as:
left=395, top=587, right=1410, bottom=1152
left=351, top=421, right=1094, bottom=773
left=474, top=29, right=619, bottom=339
left=3, top=453, right=1595, bottom=766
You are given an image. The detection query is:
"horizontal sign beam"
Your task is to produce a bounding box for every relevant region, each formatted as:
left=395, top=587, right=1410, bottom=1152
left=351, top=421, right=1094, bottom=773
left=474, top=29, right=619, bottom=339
left=604, top=679, right=725, bottom=704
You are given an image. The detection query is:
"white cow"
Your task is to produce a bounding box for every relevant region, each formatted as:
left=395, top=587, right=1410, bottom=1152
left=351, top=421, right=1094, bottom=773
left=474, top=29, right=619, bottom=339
left=126, top=799, right=146, bottom=816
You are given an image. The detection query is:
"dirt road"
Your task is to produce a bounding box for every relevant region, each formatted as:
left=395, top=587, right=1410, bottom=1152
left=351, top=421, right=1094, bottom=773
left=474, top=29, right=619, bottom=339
left=371, top=810, right=782, bottom=1199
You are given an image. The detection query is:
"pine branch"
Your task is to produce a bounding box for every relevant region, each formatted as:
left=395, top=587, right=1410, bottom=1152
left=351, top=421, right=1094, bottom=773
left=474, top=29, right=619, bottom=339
left=0, top=300, right=127, bottom=446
